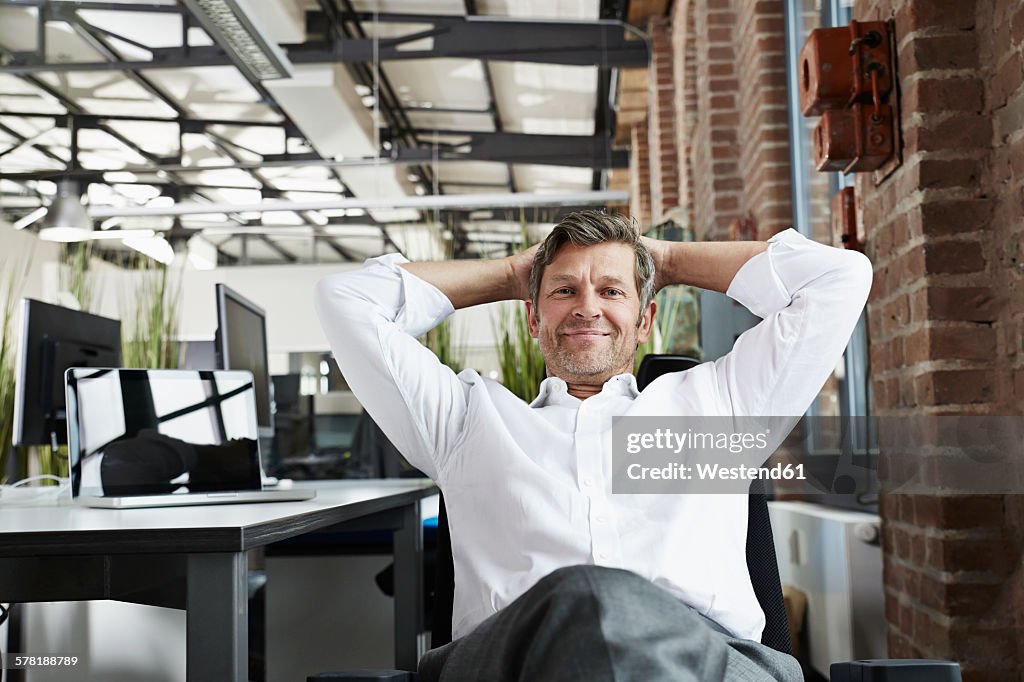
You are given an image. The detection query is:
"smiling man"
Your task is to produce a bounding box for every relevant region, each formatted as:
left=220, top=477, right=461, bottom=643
left=316, top=210, right=872, bottom=681
left=528, top=237, right=653, bottom=397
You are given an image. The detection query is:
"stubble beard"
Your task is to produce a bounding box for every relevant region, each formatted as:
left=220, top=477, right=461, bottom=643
left=539, top=324, right=635, bottom=380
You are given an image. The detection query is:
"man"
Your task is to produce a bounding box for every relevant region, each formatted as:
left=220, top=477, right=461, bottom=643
left=316, top=211, right=872, bottom=681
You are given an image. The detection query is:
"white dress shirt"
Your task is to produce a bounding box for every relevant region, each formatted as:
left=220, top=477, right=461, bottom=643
left=315, top=228, right=872, bottom=642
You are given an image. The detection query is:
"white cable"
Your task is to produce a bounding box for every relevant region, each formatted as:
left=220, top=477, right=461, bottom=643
left=6, top=474, right=64, bottom=489
left=0, top=475, right=71, bottom=504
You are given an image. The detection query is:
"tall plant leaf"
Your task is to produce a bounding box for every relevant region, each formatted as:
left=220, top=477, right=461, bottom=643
left=121, top=259, right=182, bottom=369
left=493, top=300, right=546, bottom=402
left=59, top=242, right=99, bottom=312
left=0, top=252, right=33, bottom=483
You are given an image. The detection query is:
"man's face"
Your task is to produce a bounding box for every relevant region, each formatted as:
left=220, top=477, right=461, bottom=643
left=526, top=242, right=655, bottom=385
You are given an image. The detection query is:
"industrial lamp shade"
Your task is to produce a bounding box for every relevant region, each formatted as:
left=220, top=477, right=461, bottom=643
left=39, top=179, right=92, bottom=242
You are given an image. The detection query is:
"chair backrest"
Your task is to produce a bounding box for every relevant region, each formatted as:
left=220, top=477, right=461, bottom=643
left=431, top=495, right=455, bottom=647
left=636, top=353, right=701, bottom=390
left=430, top=354, right=792, bottom=655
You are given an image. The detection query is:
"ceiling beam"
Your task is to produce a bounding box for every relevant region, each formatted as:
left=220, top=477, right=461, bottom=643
left=304, top=13, right=649, bottom=66
left=0, top=17, right=648, bottom=74
left=256, top=234, right=298, bottom=263
left=463, top=0, right=515, bottom=197
left=398, top=132, right=629, bottom=168
left=2, top=133, right=628, bottom=183
left=3, top=1, right=184, bottom=12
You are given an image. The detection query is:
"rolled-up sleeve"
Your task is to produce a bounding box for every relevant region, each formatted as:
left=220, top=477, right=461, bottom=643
left=315, top=254, right=467, bottom=480
left=714, top=229, right=874, bottom=417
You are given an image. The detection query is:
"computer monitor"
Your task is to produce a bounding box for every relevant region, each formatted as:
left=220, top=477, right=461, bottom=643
left=13, top=298, right=122, bottom=449
left=215, top=284, right=274, bottom=440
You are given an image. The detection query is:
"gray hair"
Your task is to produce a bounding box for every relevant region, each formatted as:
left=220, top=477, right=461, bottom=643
left=528, top=210, right=655, bottom=323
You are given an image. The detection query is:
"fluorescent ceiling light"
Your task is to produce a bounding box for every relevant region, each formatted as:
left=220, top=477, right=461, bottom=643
left=187, top=234, right=218, bottom=270
left=181, top=0, right=293, bottom=81
left=13, top=206, right=47, bottom=230
left=123, top=235, right=175, bottom=265
left=39, top=227, right=92, bottom=243
left=88, top=191, right=629, bottom=218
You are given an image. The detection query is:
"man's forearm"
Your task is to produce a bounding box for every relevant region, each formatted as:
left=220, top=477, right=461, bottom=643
left=400, top=258, right=519, bottom=310
left=656, top=240, right=769, bottom=294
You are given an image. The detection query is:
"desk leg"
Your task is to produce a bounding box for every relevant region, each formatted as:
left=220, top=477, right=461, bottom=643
left=393, top=501, right=424, bottom=671
left=187, top=552, right=247, bottom=682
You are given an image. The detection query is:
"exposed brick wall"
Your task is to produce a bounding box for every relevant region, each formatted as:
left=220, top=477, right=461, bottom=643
left=734, top=0, right=793, bottom=238
left=690, top=0, right=744, bottom=241
left=671, top=0, right=698, bottom=232
left=647, top=17, right=680, bottom=224
left=629, top=119, right=652, bottom=227
left=855, top=0, right=1024, bottom=677
left=660, top=0, right=791, bottom=242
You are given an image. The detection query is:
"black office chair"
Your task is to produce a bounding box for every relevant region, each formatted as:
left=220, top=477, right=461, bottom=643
left=310, top=355, right=961, bottom=682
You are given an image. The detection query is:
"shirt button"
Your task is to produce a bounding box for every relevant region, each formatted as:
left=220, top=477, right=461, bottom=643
left=596, top=515, right=608, bottom=523
left=583, top=477, right=594, bottom=487
left=598, top=552, right=609, bottom=561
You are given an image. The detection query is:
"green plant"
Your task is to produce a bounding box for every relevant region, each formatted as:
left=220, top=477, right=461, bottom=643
left=121, top=259, right=182, bottom=369
left=493, top=300, right=546, bottom=402
left=59, top=242, right=99, bottom=312
left=493, top=218, right=546, bottom=401
left=1, top=253, right=34, bottom=484
left=1, top=271, right=20, bottom=484
left=634, top=219, right=703, bottom=372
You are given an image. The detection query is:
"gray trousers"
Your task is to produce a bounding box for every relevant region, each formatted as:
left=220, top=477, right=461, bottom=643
left=419, top=565, right=802, bottom=682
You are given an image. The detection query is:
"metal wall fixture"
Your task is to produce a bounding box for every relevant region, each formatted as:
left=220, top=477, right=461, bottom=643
left=798, top=20, right=899, bottom=175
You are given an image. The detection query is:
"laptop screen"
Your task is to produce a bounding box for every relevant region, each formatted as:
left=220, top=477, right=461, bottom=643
left=66, top=368, right=262, bottom=498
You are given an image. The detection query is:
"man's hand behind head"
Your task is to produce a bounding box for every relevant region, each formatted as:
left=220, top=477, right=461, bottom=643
left=509, top=243, right=540, bottom=302
left=639, top=236, right=669, bottom=293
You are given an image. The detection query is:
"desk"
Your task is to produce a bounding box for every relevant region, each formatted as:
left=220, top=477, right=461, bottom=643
left=0, top=479, right=438, bottom=681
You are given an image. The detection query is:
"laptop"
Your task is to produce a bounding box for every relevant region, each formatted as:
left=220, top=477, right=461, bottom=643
left=66, top=368, right=315, bottom=509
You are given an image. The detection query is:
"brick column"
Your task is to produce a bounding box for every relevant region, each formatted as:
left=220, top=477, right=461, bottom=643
left=630, top=120, right=652, bottom=227
left=735, top=0, right=793, bottom=238
left=671, top=0, right=699, bottom=232
left=856, top=0, right=1024, bottom=677
left=648, top=17, right=680, bottom=224
left=695, top=0, right=744, bottom=241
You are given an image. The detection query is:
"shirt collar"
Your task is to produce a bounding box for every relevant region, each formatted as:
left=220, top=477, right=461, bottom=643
left=529, top=372, right=639, bottom=407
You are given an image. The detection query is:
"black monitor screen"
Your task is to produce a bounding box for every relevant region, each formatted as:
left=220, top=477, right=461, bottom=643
left=215, top=284, right=273, bottom=438
left=14, top=299, right=122, bottom=448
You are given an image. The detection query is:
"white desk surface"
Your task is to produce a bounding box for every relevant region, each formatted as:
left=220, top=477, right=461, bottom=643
left=0, top=479, right=438, bottom=556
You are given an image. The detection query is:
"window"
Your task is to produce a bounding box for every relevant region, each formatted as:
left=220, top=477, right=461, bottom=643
left=784, top=0, right=877, bottom=507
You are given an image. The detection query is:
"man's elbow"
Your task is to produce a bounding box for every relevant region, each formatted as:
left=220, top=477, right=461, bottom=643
left=313, top=276, right=331, bottom=324
left=843, top=250, right=874, bottom=304
left=314, top=273, right=358, bottom=321
left=314, top=274, right=336, bottom=309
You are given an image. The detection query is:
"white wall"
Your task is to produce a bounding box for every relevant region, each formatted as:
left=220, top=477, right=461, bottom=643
left=0, top=221, right=60, bottom=305
left=2, top=218, right=515, bottom=374
left=74, top=255, right=516, bottom=373
left=52, top=259, right=359, bottom=354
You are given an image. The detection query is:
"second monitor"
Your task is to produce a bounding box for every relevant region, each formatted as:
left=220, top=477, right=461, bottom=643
left=215, top=284, right=274, bottom=441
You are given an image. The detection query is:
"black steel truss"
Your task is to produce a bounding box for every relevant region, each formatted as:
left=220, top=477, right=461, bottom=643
left=0, top=10, right=647, bottom=74
left=0, top=0, right=643, bottom=264
left=0, top=113, right=628, bottom=181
